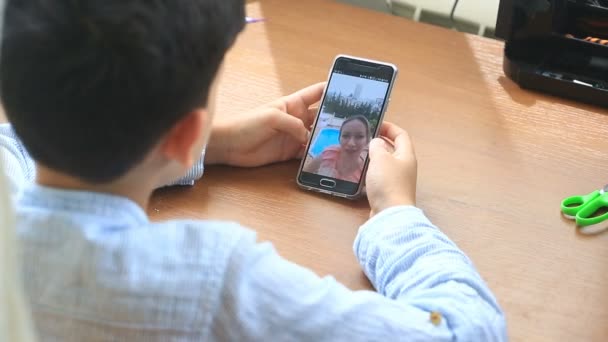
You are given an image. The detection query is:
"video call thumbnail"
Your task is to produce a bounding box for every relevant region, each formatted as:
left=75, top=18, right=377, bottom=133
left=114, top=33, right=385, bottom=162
left=302, top=73, right=389, bottom=183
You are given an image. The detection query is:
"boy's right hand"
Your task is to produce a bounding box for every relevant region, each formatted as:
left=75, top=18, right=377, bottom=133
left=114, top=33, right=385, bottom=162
left=365, top=122, right=418, bottom=217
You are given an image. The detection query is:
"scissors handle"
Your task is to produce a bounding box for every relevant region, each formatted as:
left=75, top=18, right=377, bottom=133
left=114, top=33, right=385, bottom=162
left=576, top=194, right=608, bottom=227
left=561, top=190, right=601, bottom=217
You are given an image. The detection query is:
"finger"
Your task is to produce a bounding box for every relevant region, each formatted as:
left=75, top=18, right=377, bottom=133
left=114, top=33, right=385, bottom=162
left=306, top=107, right=320, bottom=128
left=378, top=121, right=404, bottom=141
left=296, top=145, right=307, bottom=159
left=380, top=136, right=395, bottom=153
left=378, top=121, right=414, bottom=158
left=393, top=130, right=415, bottom=160
left=270, top=109, right=308, bottom=144
left=368, top=138, right=390, bottom=159
left=280, top=82, right=326, bottom=118
left=287, top=82, right=326, bottom=107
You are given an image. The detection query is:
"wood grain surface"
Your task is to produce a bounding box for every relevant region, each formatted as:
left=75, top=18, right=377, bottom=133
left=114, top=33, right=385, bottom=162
left=149, top=1, right=608, bottom=340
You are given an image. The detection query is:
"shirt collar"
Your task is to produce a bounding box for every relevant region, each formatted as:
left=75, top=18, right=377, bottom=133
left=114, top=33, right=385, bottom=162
left=19, top=184, right=149, bottom=225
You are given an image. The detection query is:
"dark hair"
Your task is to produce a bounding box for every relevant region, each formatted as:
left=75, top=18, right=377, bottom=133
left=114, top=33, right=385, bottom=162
left=340, top=115, right=371, bottom=140
left=0, top=0, right=245, bottom=183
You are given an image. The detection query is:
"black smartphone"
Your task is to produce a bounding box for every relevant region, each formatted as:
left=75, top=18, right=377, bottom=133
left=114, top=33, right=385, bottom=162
left=297, top=55, right=398, bottom=199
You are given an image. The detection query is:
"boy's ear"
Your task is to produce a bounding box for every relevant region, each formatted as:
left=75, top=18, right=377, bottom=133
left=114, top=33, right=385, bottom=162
left=161, top=110, right=207, bottom=168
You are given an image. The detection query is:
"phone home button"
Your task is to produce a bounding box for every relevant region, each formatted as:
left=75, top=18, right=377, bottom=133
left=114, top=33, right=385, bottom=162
left=319, top=178, right=337, bottom=188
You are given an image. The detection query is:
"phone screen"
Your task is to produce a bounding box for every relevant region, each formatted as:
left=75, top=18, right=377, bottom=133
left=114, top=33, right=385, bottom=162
left=298, top=56, right=396, bottom=197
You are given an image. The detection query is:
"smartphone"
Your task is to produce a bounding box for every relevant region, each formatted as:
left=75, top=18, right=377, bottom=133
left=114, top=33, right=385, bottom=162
left=297, top=55, right=398, bottom=199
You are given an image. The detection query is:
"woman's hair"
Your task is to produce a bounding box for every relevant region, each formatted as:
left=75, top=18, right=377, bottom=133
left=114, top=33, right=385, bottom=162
left=340, top=115, right=372, bottom=141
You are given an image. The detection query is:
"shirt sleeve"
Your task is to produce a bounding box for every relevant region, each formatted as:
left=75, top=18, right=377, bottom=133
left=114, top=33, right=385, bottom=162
left=165, top=149, right=206, bottom=186
left=0, top=124, right=36, bottom=196
left=211, top=206, right=507, bottom=341
left=354, top=206, right=507, bottom=340
left=0, top=123, right=206, bottom=189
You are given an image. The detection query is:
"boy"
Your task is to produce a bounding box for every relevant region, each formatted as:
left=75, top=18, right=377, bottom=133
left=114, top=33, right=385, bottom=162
left=0, top=0, right=506, bottom=341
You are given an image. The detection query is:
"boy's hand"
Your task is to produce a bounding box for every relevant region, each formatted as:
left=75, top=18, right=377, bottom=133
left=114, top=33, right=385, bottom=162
left=205, top=83, right=325, bottom=167
left=366, top=122, right=418, bottom=217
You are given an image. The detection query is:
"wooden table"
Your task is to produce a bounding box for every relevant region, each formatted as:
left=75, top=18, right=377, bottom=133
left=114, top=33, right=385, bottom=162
left=149, top=1, right=608, bottom=341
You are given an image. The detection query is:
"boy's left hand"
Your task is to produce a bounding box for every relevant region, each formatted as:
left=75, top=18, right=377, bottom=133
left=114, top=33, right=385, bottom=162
left=205, top=83, right=325, bottom=167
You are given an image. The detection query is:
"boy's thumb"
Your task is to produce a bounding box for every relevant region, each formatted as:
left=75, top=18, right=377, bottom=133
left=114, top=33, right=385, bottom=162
left=368, top=138, right=389, bottom=159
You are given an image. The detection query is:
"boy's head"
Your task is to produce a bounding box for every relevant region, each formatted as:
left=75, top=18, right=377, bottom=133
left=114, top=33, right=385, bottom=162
left=0, top=0, right=245, bottom=184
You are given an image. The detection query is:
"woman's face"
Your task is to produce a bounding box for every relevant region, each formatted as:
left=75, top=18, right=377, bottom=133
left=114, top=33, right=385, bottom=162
left=340, top=120, right=369, bottom=153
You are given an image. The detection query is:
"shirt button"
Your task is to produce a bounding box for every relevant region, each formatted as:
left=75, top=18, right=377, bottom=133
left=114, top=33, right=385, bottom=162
left=430, top=311, right=442, bottom=326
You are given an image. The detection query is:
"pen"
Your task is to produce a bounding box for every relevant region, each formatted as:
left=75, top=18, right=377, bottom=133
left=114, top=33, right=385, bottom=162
left=246, top=17, right=265, bottom=24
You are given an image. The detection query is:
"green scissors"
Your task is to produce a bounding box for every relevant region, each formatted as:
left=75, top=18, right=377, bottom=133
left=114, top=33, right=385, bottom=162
left=561, top=184, right=608, bottom=234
